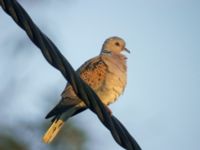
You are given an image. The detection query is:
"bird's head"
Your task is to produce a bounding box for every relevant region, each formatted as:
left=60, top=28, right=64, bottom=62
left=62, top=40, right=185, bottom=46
left=101, top=36, right=130, bottom=54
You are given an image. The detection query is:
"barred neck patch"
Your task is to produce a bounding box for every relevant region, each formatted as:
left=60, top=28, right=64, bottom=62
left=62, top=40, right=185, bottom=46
left=101, top=49, right=112, bottom=55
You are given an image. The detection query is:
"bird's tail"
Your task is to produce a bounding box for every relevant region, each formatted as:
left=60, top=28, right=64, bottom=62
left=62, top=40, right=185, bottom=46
left=43, top=118, right=64, bottom=143
left=43, top=107, right=79, bottom=144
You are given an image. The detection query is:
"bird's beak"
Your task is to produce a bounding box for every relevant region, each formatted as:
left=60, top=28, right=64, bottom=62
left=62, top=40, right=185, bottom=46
left=124, top=47, right=130, bottom=53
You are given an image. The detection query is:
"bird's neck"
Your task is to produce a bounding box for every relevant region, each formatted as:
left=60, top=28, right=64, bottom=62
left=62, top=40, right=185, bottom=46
left=101, top=50, right=127, bottom=60
left=111, top=52, right=127, bottom=65
left=100, top=49, right=111, bottom=55
left=100, top=50, right=127, bottom=73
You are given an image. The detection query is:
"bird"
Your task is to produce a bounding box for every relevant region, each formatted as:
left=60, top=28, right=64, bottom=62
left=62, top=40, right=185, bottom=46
left=43, top=36, right=130, bottom=143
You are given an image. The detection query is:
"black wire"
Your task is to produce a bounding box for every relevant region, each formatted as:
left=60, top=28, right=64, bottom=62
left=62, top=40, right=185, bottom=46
left=0, top=0, right=141, bottom=149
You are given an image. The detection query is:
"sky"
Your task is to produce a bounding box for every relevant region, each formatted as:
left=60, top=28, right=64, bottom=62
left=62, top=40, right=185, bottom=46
left=0, top=0, right=200, bottom=150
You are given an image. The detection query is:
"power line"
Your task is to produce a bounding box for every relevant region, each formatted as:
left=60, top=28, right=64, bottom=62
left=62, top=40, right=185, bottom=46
left=0, top=1, right=141, bottom=149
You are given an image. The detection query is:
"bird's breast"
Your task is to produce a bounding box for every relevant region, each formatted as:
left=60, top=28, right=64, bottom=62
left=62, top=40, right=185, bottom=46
left=98, top=54, right=127, bottom=105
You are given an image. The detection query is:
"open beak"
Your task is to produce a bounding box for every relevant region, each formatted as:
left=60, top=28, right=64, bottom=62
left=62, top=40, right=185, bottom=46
left=124, top=47, right=130, bottom=53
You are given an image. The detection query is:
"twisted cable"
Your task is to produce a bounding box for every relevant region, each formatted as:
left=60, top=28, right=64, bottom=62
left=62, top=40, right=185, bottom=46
left=0, top=0, right=141, bottom=149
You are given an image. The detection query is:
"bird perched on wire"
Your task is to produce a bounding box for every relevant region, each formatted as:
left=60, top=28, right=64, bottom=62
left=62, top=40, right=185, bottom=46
left=43, top=36, right=130, bottom=143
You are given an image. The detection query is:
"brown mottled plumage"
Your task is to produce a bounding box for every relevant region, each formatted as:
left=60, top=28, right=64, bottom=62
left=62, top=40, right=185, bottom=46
left=43, top=36, right=129, bottom=143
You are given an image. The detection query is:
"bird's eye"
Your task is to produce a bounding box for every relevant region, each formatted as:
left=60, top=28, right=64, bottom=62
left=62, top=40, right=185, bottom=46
left=115, top=42, right=120, bottom=46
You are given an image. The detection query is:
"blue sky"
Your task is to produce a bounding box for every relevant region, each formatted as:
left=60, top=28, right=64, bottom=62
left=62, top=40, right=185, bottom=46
left=0, top=0, right=200, bottom=150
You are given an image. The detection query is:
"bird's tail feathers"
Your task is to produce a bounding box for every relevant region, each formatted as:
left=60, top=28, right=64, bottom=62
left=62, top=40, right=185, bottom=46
left=43, top=119, right=64, bottom=144
left=43, top=108, right=77, bottom=144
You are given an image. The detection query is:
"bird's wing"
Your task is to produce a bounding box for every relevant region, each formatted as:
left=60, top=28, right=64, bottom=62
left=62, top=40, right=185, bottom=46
left=61, top=55, right=107, bottom=98
left=46, top=55, right=108, bottom=118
